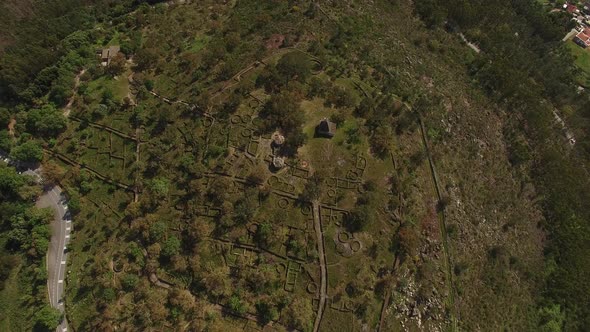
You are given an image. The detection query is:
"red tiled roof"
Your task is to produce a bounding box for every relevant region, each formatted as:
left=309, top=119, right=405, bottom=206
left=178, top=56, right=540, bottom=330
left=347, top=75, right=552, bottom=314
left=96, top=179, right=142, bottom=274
left=567, top=4, right=578, bottom=13
left=576, top=31, right=590, bottom=45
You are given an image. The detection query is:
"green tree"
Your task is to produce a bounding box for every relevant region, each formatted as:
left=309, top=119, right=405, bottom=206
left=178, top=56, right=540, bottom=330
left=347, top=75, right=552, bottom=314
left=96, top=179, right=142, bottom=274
left=355, top=96, right=375, bottom=118
left=134, top=48, right=158, bottom=71
left=300, top=173, right=323, bottom=201
left=107, top=53, right=127, bottom=76
left=538, top=304, right=565, bottom=332
left=149, top=177, right=170, bottom=198
left=281, top=297, right=313, bottom=331
left=0, top=108, right=10, bottom=128
left=41, top=161, right=65, bottom=185
left=34, top=305, right=62, bottom=331
left=255, top=67, right=282, bottom=93
left=162, top=235, right=181, bottom=257
left=49, top=79, right=74, bottom=106
left=0, top=130, right=12, bottom=152
left=255, top=300, right=278, bottom=325
left=0, top=164, right=25, bottom=199
left=345, top=204, right=374, bottom=233
left=218, top=57, right=240, bottom=81
left=308, top=76, right=331, bottom=98
left=282, top=130, right=307, bottom=156
left=391, top=225, right=419, bottom=259
left=122, top=273, right=140, bottom=291
left=259, top=91, right=304, bottom=135
left=10, top=140, right=43, bottom=163
left=224, top=32, right=241, bottom=52
left=228, top=294, right=246, bottom=314
left=415, top=0, right=448, bottom=28
left=370, top=125, right=392, bottom=159
left=206, top=177, right=231, bottom=205
left=276, top=52, right=312, bottom=83
left=25, top=104, right=67, bottom=138
left=254, top=222, right=272, bottom=248
left=149, top=222, right=167, bottom=243
left=33, top=66, right=59, bottom=97
left=326, top=85, right=357, bottom=108
left=233, top=197, right=255, bottom=225
left=68, top=193, right=81, bottom=215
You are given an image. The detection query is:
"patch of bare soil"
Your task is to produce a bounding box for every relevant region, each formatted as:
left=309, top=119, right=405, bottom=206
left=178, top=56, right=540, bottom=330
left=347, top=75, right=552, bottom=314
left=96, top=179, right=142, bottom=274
left=8, top=118, right=16, bottom=137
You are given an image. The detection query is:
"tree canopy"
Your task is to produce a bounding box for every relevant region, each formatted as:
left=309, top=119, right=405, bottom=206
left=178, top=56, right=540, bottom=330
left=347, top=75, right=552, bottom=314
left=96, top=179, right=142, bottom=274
left=276, top=51, right=312, bottom=83
left=10, top=140, right=43, bottom=163
left=259, top=91, right=304, bottom=135
left=25, top=104, right=67, bottom=138
left=34, top=305, right=62, bottom=331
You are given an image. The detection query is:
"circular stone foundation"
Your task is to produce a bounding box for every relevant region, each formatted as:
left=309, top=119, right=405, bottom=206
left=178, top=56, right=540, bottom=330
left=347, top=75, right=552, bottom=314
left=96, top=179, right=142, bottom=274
left=350, top=240, right=362, bottom=252
left=241, top=128, right=253, bottom=138
left=276, top=263, right=287, bottom=274
left=268, top=176, right=279, bottom=186
left=338, top=231, right=351, bottom=243
left=278, top=198, right=289, bottom=209
left=301, top=205, right=312, bottom=215
left=307, top=282, right=319, bottom=294
left=203, top=118, right=213, bottom=127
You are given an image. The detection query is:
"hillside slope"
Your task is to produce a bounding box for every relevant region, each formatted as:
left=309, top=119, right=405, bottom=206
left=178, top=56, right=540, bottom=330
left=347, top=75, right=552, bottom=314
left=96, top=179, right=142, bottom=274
left=2, top=0, right=589, bottom=331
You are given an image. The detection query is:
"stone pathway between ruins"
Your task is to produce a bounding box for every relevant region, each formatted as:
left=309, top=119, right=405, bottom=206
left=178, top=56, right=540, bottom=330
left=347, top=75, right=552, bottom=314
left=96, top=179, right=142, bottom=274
left=312, top=201, right=327, bottom=332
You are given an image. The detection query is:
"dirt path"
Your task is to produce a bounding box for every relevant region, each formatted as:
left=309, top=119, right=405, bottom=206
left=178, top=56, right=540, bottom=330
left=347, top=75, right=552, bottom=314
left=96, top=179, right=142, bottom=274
left=126, top=57, right=137, bottom=106
left=134, top=127, right=141, bottom=202
left=312, top=200, right=327, bottom=332
left=147, top=90, right=212, bottom=117
left=45, top=149, right=134, bottom=192
left=459, top=33, right=481, bottom=54
left=64, top=69, right=86, bottom=117
left=418, top=116, right=457, bottom=331
left=68, top=116, right=138, bottom=141
left=7, top=118, right=16, bottom=137
left=552, top=109, right=576, bottom=146
left=377, top=256, right=400, bottom=332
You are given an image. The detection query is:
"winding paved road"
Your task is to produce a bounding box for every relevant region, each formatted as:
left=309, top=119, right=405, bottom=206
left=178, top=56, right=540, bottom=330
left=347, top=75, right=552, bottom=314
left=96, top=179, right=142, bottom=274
left=36, top=183, right=71, bottom=332
left=1, top=155, right=71, bottom=332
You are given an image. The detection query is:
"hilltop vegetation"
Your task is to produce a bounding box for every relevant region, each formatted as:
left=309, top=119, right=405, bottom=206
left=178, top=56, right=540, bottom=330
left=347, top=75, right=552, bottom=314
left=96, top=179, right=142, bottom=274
left=1, top=0, right=590, bottom=331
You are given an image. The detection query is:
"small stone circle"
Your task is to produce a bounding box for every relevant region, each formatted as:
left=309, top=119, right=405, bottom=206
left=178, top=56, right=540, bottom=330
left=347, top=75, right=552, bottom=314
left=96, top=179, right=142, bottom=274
left=337, top=231, right=350, bottom=243
left=307, top=282, right=319, bottom=294
left=327, top=188, right=337, bottom=198
left=350, top=240, right=362, bottom=253
left=278, top=198, right=289, bottom=209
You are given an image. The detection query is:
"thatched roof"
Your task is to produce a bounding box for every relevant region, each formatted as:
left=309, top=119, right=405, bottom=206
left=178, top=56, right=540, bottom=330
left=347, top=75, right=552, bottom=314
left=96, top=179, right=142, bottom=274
left=317, top=118, right=336, bottom=138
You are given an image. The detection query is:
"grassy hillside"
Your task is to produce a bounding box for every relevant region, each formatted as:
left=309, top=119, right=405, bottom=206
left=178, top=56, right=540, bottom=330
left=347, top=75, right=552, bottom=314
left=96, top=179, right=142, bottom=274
left=566, top=40, right=590, bottom=87
left=50, top=0, right=544, bottom=330
left=2, top=0, right=590, bottom=331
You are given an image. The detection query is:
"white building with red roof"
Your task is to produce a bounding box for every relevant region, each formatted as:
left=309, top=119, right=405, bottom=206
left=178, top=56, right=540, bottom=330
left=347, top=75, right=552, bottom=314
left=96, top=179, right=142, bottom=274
left=574, top=27, right=590, bottom=47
